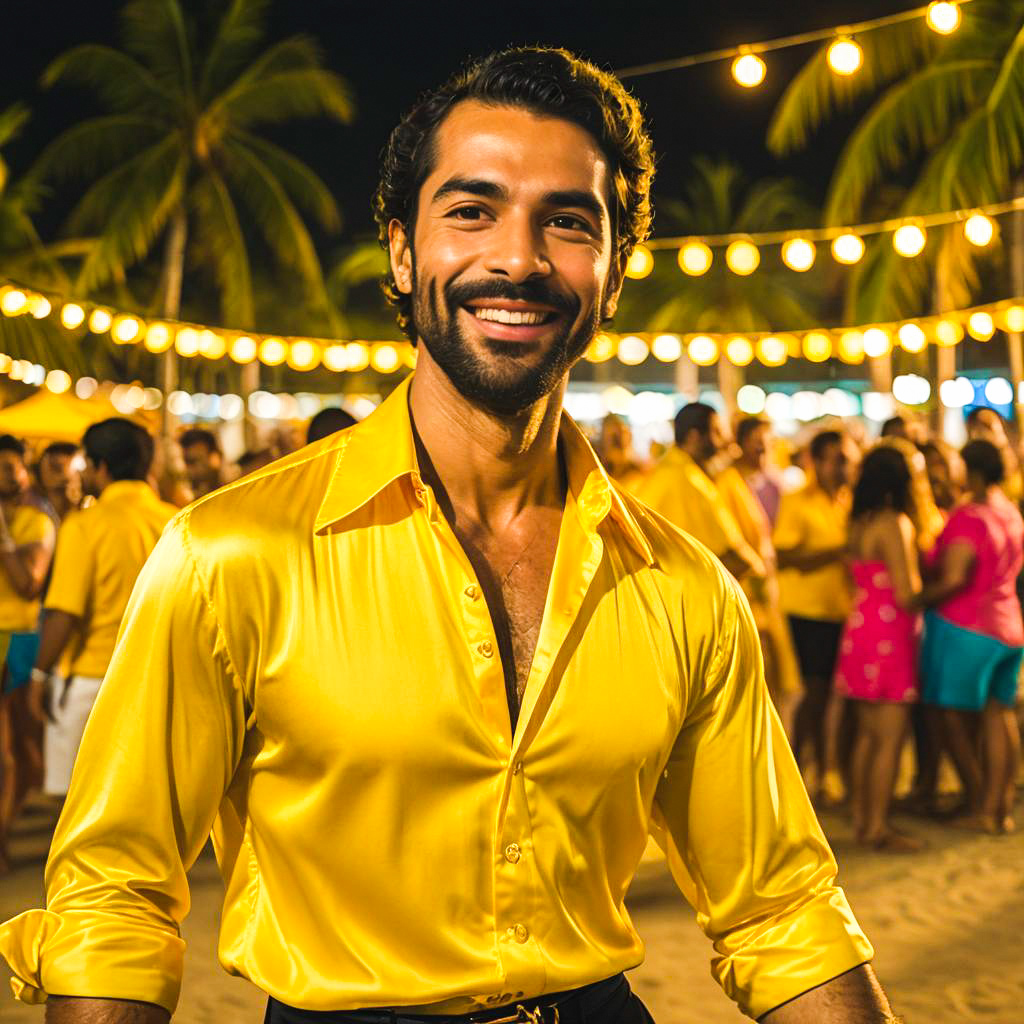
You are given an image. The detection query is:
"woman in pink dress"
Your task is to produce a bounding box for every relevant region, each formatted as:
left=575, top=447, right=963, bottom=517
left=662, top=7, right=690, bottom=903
left=835, top=446, right=923, bottom=850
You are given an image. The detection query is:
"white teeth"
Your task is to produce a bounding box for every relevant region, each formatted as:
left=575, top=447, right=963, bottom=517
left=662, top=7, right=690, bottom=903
left=472, top=307, right=548, bottom=325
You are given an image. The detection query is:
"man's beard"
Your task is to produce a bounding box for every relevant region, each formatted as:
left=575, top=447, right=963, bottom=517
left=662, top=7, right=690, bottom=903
left=411, top=270, right=599, bottom=416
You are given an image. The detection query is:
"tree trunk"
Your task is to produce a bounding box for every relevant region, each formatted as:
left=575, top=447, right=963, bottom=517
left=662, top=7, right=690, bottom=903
left=241, top=360, right=260, bottom=448
left=717, top=357, right=741, bottom=422
left=159, top=203, right=187, bottom=436
left=867, top=349, right=892, bottom=395
left=674, top=349, right=698, bottom=403
left=932, top=258, right=956, bottom=442
left=1009, top=176, right=1024, bottom=426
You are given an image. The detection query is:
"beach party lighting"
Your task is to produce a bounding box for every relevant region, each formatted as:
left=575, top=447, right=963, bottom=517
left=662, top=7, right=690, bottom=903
left=963, top=213, right=995, bottom=247
left=174, top=327, right=201, bottom=357
left=144, top=323, right=173, bottom=353
left=781, top=238, right=816, bottom=272
left=617, top=335, right=650, bottom=365
left=725, top=240, right=760, bottom=275
left=0, top=289, right=28, bottom=316
left=830, top=233, right=865, bottom=265
left=229, top=335, right=257, bottom=363
left=1004, top=305, right=1024, bottom=332
left=893, top=223, right=927, bottom=257
left=827, top=37, right=863, bottom=76
left=725, top=336, right=754, bottom=366
left=651, top=334, right=683, bottom=362
left=732, top=52, right=766, bottom=88
left=862, top=328, right=892, bottom=358
left=967, top=311, right=995, bottom=340
left=688, top=335, right=718, bottom=366
left=926, top=2, right=961, bottom=34
left=60, top=303, right=85, bottom=329
left=898, top=323, right=927, bottom=353
left=258, top=337, right=287, bottom=366
left=756, top=335, right=787, bottom=366
left=370, top=344, right=401, bottom=373
left=802, top=331, right=832, bottom=362
left=625, top=244, right=654, bottom=279
left=678, top=241, right=713, bottom=276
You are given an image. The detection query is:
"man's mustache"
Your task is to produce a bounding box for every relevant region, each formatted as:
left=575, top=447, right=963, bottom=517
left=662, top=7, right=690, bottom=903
left=444, top=278, right=578, bottom=316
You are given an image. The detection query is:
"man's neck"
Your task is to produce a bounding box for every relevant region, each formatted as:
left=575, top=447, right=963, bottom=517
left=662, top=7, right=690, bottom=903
left=408, top=348, right=566, bottom=532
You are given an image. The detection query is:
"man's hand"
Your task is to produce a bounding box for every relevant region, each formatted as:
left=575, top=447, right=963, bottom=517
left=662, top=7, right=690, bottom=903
left=760, top=964, right=898, bottom=1023
left=45, top=996, right=170, bottom=1023
left=27, top=671, right=56, bottom=725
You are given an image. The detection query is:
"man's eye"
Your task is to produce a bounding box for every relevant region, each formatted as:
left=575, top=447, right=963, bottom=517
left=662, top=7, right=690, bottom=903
left=449, top=206, right=486, bottom=221
left=549, top=214, right=592, bottom=233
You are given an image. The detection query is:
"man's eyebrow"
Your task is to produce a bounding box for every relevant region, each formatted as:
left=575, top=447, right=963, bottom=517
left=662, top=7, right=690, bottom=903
left=543, top=190, right=606, bottom=222
left=431, top=177, right=508, bottom=204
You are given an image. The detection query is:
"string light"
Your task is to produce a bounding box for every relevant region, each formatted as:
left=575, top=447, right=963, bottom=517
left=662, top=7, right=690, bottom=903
left=756, top=335, right=788, bottom=366
left=781, top=238, right=816, bottom=272
left=88, top=308, right=112, bottom=334
left=144, top=323, right=173, bottom=353
left=1003, top=306, right=1024, bottom=332
left=0, top=289, right=28, bottom=316
left=678, top=241, right=713, bottom=276
left=198, top=330, right=227, bottom=360
left=898, top=322, right=927, bottom=353
left=926, top=1, right=961, bottom=34
left=345, top=342, right=371, bottom=371
left=174, top=327, right=201, bottom=357
left=963, top=213, right=995, bottom=247
left=831, top=233, right=865, bottom=265
left=323, top=344, right=349, bottom=372
left=586, top=333, right=616, bottom=362
left=732, top=52, right=766, bottom=88
left=625, top=244, right=654, bottom=279
left=288, top=340, right=321, bottom=371
left=651, top=333, right=683, bottom=362
left=29, top=296, right=51, bottom=319
left=688, top=335, right=718, bottom=366
left=725, top=240, right=760, bottom=275
left=837, top=330, right=865, bottom=363
left=725, top=336, right=754, bottom=366
left=893, top=223, right=927, bottom=257
left=802, top=331, right=832, bottom=362
left=862, top=328, right=892, bottom=358
left=370, top=344, right=401, bottom=373
left=229, top=335, right=258, bottom=363
left=259, top=337, right=287, bottom=366
left=60, top=303, right=85, bottom=330
left=827, top=37, right=863, bottom=76
left=967, top=311, right=995, bottom=340
left=112, top=315, right=142, bottom=344
left=617, top=335, right=650, bottom=365
left=935, top=319, right=963, bottom=346
left=44, top=369, right=71, bottom=394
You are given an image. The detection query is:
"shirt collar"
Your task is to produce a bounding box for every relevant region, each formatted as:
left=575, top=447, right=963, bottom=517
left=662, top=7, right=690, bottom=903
left=314, top=374, right=654, bottom=566
left=98, top=479, right=159, bottom=503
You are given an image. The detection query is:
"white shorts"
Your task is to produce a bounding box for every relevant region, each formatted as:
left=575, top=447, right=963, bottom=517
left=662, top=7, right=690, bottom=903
left=44, top=674, right=104, bottom=797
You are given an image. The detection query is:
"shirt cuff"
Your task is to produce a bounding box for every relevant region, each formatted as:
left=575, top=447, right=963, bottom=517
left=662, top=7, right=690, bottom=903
left=711, top=887, right=875, bottom=1020
left=0, top=907, right=184, bottom=1013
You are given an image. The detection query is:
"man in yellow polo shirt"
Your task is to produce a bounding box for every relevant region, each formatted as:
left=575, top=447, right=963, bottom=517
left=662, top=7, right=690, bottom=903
left=1, top=50, right=895, bottom=1024
left=27, top=419, right=176, bottom=798
left=773, top=429, right=857, bottom=802
left=637, top=402, right=765, bottom=581
left=0, top=435, right=56, bottom=870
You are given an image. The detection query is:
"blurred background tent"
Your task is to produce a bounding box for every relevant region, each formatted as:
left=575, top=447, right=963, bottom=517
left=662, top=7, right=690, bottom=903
left=0, top=388, right=150, bottom=442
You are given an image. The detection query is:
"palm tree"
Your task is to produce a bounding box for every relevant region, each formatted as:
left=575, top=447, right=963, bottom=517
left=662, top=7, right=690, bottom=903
left=33, top=0, right=355, bottom=397
left=768, top=2, right=1024, bottom=342
left=615, top=157, right=825, bottom=408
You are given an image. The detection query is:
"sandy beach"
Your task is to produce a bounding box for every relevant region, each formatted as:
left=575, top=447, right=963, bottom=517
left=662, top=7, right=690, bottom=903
left=2, top=805, right=1022, bottom=1023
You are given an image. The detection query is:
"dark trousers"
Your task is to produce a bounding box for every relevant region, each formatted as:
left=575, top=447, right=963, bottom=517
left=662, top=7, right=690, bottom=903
left=264, top=973, right=655, bottom=1024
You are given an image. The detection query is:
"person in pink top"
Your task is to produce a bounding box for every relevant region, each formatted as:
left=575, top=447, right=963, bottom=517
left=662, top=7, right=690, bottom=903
left=919, top=438, right=1024, bottom=834
left=835, top=446, right=923, bottom=851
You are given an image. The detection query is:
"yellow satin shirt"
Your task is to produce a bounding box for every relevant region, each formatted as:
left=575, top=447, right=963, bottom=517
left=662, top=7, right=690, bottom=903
left=0, top=378, right=871, bottom=1020
left=0, top=501, right=55, bottom=631
left=43, top=480, right=177, bottom=678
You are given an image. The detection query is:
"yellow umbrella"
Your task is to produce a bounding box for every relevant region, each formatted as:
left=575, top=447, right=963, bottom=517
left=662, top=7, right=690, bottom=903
left=0, top=389, right=123, bottom=443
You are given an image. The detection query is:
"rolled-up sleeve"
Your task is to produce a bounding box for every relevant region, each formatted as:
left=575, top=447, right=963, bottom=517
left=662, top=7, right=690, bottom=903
left=0, top=513, right=248, bottom=1013
left=651, top=577, right=872, bottom=1020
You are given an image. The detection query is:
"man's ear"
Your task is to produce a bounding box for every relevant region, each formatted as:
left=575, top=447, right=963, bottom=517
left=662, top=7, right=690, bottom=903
left=388, top=219, right=413, bottom=295
left=602, top=249, right=629, bottom=321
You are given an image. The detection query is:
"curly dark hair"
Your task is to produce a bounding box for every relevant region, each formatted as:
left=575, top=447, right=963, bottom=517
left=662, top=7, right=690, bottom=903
left=374, top=47, right=656, bottom=340
left=851, top=445, right=913, bottom=521
left=962, top=438, right=1005, bottom=485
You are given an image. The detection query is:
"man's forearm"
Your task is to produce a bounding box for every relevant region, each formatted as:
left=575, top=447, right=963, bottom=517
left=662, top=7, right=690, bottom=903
left=46, top=996, right=169, bottom=1024
left=760, top=964, right=897, bottom=1023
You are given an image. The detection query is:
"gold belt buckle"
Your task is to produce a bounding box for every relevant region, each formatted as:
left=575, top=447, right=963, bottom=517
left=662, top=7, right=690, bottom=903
left=482, top=1005, right=559, bottom=1024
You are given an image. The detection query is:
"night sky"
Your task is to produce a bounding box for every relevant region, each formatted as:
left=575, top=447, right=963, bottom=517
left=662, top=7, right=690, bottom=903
left=1, top=0, right=907, bottom=244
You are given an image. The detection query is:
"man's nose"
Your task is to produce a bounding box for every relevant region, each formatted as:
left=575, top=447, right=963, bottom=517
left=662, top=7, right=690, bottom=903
left=482, top=213, right=551, bottom=282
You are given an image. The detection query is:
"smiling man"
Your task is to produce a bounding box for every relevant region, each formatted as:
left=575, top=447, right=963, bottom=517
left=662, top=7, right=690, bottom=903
left=1, top=48, right=894, bottom=1024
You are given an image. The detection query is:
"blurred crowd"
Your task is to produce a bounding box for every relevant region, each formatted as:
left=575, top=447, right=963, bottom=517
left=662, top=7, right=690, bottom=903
left=598, top=403, right=1024, bottom=851
left=0, top=394, right=1020, bottom=870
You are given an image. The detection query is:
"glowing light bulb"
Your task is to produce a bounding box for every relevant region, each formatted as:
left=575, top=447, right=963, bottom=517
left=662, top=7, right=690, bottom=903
left=678, top=241, right=712, bottom=276
left=963, top=213, right=995, bottom=247
left=174, top=327, right=200, bottom=356
left=827, top=37, right=863, bottom=76
left=837, top=330, right=865, bottom=363
left=370, top=344, right=400, bottom=373
left=229, top=335, right=257, bottom=363
left=586, top=333, right=616, bottom=362
left=898, top=322, right=927, bottom=353
left=725, top=240, right=760, bottom=276
left=781, top=238, right=816, bottom=272
left=29, top=295, right=51, bottom=319
left=60, top=303, right=85, bottom=330
left=926, top=1, right=961, bottom=34
left=625, top=244, right=654, bottom=279
left=934, top=318, right=963, bottom=346
left=44, top=369, right=71, bottom=394
left=323, top=344, right=349, bottom=372
left=725, top=336, right=754, bottom=366
left=345, top=342, right=370, bottom=371
left=1003, top=305, right=1024, bottom=333
left=737, top=385, right=767, bottom=414
left=831, top=233, right=865, bottom=264
left=88, top=308, right=113, bottom=333
left=732, top=52, right=766, bottom=88
left=967, top=311, right=995, bottom=340
left=144, top=323, right=172, bottom=353
left=287, top=340, right=320, bottom=371
left=258, top=337, right=287, bottom=366
left=756, top=335, right=787, bottom=367
left=651, top=334, right=682, bottom=362
left=862, top=328, right=892, bottom=358
left=802, top=331, right=832, bottom=362
left=617, top=335, right=649, bottom=365
left=687, top=335, right=718, bottom=366
left=893, top=223, right=927, bottom=257
left=198, top=330, right=226, bottom=360
left=0, top=289, right=28, bottom=316
left=112, top=316, right=142, bottom=344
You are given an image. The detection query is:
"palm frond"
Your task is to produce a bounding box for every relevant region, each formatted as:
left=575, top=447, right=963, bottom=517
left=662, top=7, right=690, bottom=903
left=0, top=316, right=94, bottom=377
left=190, top=169, right=254, bottom=327
left=217, top=68, right=355, bottom=129
left=844, top=233, right=934, bottom=323
left=199, top=0, right=270, bottom=103
left=825, top=60, right=994, bottom=223
left=30, top=114, right=165, bottom=186
left=768, top=19, right=935, bottom=156
left=42, top=44, right=171, bottom=115
left=0, top=104, right=30, bottom=152
left=230, top=131, right=340, bottom=230
left=119, top=0, right=194, bottom=98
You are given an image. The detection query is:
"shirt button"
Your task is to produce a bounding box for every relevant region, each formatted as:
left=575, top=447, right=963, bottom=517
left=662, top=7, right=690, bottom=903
left=512, top=761, right=523, bottom=775
left=504, top=842, right=521, bottom=864
left=479, top=640, right=494, bottom=657
left=464, top=584, right=479, bottom=600
left=513, top=924, right=529, bottom=943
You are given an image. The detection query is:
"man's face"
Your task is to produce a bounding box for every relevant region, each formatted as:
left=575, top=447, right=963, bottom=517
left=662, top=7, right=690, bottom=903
left=600, top=416, right=632, bottom=459
left=704, top=413, right=727, bottom=463
left=741, top=424, right=769, bottom=470
left=0, top=451, right=27, bottom=500
left=390, top=100, right=623, bottom=416
left=182, top=443, right=220, bottom=487
left=81, top=457, right=101, bottom=498
left=814, top=438, right=856, bottom=491
left=39, top=452, right=75, bottom=492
